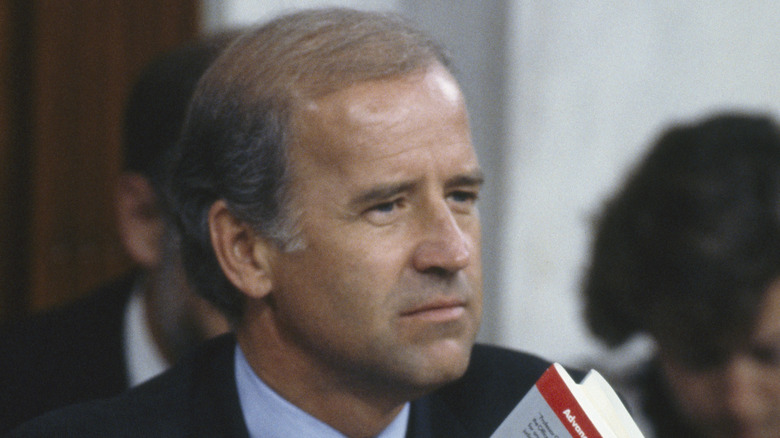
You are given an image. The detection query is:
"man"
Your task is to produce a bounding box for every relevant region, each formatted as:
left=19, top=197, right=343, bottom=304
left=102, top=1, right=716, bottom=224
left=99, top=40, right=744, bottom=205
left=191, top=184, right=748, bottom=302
left=10, top=8, right=558, bottom=437
left=0, top=37, right=230, bottom=433
left=583, top=113, right=780, bottom=437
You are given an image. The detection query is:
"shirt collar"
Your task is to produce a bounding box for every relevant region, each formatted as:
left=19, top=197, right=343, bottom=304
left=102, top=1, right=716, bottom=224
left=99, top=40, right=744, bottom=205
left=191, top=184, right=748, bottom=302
left=234, top=344, right=410, bottom=438
left=123, top=287, right=169, bottom=386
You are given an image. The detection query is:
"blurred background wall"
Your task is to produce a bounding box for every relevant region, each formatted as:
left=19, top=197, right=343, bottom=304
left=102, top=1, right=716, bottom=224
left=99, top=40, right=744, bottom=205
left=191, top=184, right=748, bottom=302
left=0, top=0, right=198, bottom=319
left=3, top=0, right=779, bottom=369
left=499, top=2, right=780, bottom=366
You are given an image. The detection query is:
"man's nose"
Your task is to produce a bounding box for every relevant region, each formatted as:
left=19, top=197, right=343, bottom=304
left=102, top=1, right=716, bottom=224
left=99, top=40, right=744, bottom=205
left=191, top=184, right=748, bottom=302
left=411, top=202, right=472, bottom=274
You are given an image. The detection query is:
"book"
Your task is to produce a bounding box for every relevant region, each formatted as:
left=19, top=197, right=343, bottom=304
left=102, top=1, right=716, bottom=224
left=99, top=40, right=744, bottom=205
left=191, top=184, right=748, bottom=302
left=491, top=363, right=644, bottom=438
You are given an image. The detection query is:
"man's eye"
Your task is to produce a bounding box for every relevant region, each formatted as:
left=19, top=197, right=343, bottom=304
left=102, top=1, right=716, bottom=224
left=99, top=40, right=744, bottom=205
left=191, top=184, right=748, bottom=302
left=448, top=190, right=479, bottom=212
left=363, top=199, right=405, bottom=225
left=450, top=190, right=478, bottom=203
left=370, top=200, right=399, bottom=213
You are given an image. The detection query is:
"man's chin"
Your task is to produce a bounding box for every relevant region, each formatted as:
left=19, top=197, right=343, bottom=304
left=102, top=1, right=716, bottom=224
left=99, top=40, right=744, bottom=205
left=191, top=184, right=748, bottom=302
left=406, top=338, right=475, bottom=388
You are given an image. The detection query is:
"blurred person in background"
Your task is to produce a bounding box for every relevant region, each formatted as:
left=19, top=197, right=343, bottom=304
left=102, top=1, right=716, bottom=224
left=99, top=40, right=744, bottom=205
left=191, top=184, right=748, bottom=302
left=0, top=34, right=234, bottom=433
left=583, top=113, right=780, bottom=438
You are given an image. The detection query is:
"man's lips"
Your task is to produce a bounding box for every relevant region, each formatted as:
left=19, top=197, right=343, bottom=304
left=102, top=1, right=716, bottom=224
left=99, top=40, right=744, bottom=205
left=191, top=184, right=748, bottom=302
left=400, top=298, right=467, bottom=321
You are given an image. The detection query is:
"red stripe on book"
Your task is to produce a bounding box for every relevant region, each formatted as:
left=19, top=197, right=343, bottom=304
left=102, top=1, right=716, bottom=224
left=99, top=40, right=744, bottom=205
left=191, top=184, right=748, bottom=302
left=536, top=366, right=603, bottom=438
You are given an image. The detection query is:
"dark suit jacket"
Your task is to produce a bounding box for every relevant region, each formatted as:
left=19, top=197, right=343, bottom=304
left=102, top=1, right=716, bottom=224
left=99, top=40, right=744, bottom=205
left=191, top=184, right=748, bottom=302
left=0, top=273, right=137, bottom=434
left=7, top=334, right=559, bottom=437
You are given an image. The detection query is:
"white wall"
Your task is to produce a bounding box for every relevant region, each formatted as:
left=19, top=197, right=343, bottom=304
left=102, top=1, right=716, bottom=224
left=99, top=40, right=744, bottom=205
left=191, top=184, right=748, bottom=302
left=201, top=0, right=780, bottom=368
left=201, top=0, right=400, bottom=32
left=502, top=2, right=780, bottom=366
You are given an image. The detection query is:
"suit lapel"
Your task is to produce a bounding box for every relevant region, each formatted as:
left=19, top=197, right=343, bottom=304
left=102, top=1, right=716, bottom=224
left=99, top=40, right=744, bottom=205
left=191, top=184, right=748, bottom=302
left=189, top=334, right=251, bottom=438
left=407, top=395, right=471, bottom=438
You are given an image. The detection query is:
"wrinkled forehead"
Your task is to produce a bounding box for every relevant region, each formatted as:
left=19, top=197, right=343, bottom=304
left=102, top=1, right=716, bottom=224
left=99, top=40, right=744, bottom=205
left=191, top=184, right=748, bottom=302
left=289, top=64, right=468, bottom=156
left=284, top=64, right=475, bottom=193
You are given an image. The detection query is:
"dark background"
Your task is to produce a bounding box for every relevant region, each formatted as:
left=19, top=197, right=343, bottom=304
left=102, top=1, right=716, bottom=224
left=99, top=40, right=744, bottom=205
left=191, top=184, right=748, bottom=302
left=0, top=0, right=199, bottom=321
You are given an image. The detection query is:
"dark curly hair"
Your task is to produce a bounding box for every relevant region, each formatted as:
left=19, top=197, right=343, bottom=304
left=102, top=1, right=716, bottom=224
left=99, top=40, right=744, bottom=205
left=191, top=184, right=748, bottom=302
left=583, top=113, right=780, bottom=365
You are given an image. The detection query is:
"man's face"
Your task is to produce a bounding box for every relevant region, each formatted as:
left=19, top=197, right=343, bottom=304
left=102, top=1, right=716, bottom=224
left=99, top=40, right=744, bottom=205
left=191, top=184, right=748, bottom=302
left=266, top=64, right=482, bottom=398
left=660, top=279, right=780, bottom=438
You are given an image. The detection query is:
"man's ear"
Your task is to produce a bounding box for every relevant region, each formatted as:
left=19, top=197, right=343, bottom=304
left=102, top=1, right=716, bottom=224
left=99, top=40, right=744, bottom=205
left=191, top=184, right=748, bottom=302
left=115, top=173, right=164, bottom=268
left=208, top=200, right=274, bottom=299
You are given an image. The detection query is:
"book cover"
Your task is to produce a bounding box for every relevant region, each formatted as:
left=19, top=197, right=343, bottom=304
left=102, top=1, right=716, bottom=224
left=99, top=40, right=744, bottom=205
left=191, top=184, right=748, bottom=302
left=491, top=363, right=643, bottom=438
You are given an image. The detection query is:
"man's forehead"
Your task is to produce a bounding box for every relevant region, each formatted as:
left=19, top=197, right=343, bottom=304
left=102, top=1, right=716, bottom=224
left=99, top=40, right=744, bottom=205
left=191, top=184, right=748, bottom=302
left=297, top=64, right=461, bottom=119
left=292, top=67, right=467, bottom=148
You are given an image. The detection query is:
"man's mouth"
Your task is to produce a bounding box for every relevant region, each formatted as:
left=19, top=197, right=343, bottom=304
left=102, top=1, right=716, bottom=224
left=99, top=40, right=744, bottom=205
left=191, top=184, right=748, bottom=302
left=400, top=298, right=467, bottom=322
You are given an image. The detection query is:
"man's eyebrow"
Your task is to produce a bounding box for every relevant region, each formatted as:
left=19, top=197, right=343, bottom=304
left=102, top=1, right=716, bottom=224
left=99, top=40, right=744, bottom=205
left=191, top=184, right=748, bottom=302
left=445, top=169, right=484, bottom=189
left=349, top=181, right=417, bottom=208
left=348, top=169, right=484, bottom=209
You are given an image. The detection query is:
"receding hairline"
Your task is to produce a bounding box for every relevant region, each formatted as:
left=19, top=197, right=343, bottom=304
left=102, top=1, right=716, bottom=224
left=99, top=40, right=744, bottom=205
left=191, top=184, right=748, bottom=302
left=196, top=7, right=451, bottom=108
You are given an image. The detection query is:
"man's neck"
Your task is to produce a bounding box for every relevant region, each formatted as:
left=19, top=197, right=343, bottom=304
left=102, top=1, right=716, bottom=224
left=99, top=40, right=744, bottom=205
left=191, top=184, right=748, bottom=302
left=236, top=321, right=413, bottom=438
left=141, top=281, right=179, bottom=365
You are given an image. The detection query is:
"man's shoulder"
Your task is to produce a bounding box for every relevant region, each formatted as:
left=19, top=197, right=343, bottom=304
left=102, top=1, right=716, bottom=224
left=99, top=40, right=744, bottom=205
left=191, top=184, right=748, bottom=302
left=0, top=271, right=136, bottom=345
left=454, top=343, right=555, bottom=399
left=425, top=344, right=556, bottom=437
left=6, top=334, right=246, bottom=438
left=0, top=272, right=138, bottom=434
left=7, top=340, right=558, bottom=438
left=469, top=343, right=554, bottom=382
left=0, top=272, right=136, bottom=369
left=6, top=378, right=189, bottom=438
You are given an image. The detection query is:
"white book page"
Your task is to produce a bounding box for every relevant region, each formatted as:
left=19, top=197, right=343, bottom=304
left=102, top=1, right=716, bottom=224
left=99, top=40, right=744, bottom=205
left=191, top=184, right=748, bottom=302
left=579, top=370, right=644, bottom=438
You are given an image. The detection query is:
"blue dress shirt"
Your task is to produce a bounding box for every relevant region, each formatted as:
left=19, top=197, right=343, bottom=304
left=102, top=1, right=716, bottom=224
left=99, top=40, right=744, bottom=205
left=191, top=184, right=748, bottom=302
left=235, top=346, right=410, bottom=438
